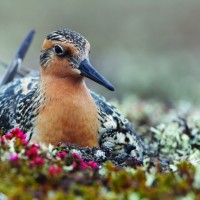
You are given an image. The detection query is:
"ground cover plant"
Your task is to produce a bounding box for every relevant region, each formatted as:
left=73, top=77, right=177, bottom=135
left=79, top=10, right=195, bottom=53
left=1, top=96, right=200, bottom=199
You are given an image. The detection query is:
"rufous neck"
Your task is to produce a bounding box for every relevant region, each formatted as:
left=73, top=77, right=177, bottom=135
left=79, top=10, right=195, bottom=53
left=40, top=74, right=89, bottom=98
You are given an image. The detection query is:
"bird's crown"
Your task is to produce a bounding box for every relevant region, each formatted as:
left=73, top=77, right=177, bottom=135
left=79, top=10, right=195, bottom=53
left=46, top=29, right=89, bottom=55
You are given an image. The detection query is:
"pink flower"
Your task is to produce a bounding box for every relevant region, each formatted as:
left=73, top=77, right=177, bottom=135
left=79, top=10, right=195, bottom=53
left=5, top=133, right=13, bottom=140
left=11, top=128, right=23, bottom=136
left=71, top=153, right=98, bottom=170
left=87, top=161, right=98, bottom=169
left=16, top=132, right=26, bottom=140
left=33, top=157, right=44, bottom=166
left=81, top=162, right=88, bottom=170
left=10, top=153, right=19, bottom=161
left=72, top=152, right=81, bottom=160
left=31, top=144, right=40, bottom=149
left=7, top=128, right=28, bottom=145
left=26, top=146, right=38, bottom=158
left=21, top=139, right=28, bottom=146
left=57, top=151, right=67, bottom=159
left=48, top=166, right=62, bottom=175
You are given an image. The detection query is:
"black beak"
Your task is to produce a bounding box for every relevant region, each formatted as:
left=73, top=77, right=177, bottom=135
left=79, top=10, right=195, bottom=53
left=79, top=59, right=115, bottom=91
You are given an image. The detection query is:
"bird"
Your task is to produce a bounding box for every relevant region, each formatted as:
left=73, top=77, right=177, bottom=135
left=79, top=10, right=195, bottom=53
left=0, top=29, right=144, bottom=160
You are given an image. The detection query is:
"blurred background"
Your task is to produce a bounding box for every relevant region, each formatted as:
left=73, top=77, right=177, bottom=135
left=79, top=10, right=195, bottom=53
left=1, top=0, right=200, bottom=102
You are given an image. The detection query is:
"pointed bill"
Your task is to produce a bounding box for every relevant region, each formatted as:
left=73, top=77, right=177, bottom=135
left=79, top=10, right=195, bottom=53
left=79, top=59, right=115, bottom=91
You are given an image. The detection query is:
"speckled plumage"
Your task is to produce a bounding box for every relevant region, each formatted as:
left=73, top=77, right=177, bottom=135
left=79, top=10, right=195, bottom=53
left=90, top=91, right=144, bottom=158
left=0, top=29, right=144, bottom=160
left=0, top=75, right=41, bottom=137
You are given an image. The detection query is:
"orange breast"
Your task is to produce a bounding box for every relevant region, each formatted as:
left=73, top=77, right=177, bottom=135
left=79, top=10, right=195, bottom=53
left=30, top=76, right=99, bottom=147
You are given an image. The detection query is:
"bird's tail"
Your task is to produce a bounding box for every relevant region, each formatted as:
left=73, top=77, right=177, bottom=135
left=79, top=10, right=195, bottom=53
left=0, top=30, right=35, bottom=86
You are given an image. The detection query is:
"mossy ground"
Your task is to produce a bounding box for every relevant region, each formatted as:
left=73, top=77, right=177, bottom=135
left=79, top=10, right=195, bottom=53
left=1, top=96, right=200, bottom=200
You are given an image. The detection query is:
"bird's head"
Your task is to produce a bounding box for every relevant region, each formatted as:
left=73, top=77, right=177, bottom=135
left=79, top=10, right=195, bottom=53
left=40, top=29, right=114, bottom=91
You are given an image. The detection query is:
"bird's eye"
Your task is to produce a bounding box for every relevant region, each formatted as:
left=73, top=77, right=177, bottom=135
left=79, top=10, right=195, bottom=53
left=54, top=45, right=65, bottom=55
